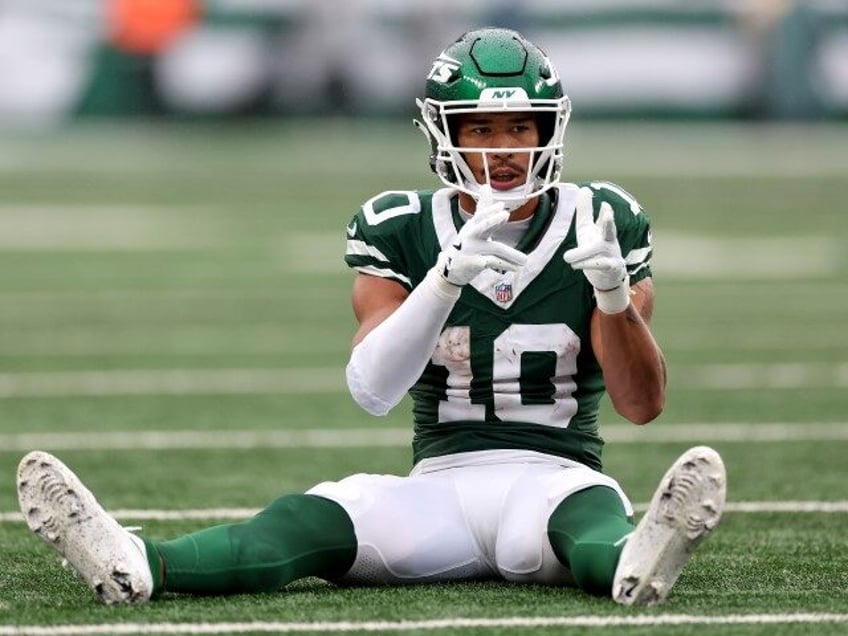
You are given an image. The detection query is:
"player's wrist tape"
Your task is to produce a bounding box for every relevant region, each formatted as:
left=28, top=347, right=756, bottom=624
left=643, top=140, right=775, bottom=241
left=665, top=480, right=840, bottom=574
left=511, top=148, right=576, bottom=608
left=432, top=265, right=464, bottom=297
left=595, top=279, right=631, bottom=314
left=346, top=267, right=460, bottom=416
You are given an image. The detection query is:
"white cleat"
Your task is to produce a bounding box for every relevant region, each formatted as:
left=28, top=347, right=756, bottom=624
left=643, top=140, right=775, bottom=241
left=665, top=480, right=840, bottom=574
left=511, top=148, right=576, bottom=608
left=17, top=451, right=153, bottom=605
left=612, top=445, right=726, bottom=606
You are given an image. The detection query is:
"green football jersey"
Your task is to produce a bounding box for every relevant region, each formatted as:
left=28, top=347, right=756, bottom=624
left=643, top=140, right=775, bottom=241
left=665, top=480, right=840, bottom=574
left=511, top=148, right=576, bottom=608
left=344, top=182, right=653, bottom=471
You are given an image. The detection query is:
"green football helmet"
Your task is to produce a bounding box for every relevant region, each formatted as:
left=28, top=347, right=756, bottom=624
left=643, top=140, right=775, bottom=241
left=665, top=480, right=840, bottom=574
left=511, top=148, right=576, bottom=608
left=415, top=27, right=572, bottom=210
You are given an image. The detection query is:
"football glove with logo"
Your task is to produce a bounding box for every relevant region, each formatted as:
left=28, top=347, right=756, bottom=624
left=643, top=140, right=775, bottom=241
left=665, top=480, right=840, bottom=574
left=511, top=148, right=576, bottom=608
left=436, top=185, right=528, bottom=287
left=564, top=187, right=630, bottom=314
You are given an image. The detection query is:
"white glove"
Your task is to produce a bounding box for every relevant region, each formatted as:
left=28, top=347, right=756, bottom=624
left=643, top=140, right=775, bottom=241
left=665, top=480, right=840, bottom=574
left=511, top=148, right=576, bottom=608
left=437, top=185, right=528, bottom=287
left=564, top=187, right=630, bottom=313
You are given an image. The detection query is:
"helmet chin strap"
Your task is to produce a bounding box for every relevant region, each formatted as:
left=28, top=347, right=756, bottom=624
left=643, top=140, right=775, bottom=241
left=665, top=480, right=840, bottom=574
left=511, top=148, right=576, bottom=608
left=464, top=180, right=532, bottom=213
left=495, top=195, right=529, bottom=214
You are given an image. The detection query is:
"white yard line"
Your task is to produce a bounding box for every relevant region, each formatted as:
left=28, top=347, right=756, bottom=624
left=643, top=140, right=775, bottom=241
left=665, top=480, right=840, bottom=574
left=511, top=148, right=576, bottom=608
left=0, top=368, right=345, bottom=398
left=0, top=336, right=845, bottom=357
left=1, top=422, right=847, bottom=452
left=653, top=233, right=842, bottom=279
left=0, top=205, right=220, bottom=250
left=0, top=428, right=412, bottom=451
left=1, top=613, right=848, bottom=634
left=3, top=501, right=848, bottom=524
left=0, top=332, right=845, bottom=356
left=0, top=508, right=262, bottom=523
left=2, top=422, right=847, bottom=523
left=0, top=363, right=846, bottom=398
left=677, top=362, right=848, bottom=390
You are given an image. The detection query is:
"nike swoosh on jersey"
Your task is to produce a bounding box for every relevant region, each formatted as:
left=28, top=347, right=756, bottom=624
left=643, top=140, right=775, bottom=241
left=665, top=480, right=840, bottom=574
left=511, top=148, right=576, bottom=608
left=346, top=221, right=357, bottom=237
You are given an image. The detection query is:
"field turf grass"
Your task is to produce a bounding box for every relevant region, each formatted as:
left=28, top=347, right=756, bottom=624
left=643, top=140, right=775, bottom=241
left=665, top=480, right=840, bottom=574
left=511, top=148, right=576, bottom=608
left=0, top=119, right=846, bottom=635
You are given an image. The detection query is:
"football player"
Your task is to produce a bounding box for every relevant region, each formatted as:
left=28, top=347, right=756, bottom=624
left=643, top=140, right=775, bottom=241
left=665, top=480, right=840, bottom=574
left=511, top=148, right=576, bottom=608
left=17, top=27, right=726, bottom=607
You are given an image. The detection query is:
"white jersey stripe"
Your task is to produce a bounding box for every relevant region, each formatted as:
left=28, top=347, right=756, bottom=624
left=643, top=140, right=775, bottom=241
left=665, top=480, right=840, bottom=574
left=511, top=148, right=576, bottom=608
left=625, top=246, right=651, bottom=265
left=353, top=265, right=412, bottom=287
left=346, top=239, right=390, bottom=262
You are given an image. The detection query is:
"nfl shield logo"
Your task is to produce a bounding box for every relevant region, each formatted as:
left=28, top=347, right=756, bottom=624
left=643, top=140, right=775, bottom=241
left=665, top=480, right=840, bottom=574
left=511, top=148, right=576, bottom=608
left=494, top=282, right=512, bottom=303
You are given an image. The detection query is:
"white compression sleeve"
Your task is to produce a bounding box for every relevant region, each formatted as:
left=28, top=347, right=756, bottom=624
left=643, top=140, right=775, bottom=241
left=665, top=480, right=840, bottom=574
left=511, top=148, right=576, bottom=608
left=346, top=268, right=461, bottom=416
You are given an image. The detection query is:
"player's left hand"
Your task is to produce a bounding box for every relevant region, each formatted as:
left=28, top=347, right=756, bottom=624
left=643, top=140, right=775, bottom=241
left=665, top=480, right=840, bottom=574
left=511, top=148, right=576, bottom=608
left=564, top=187, right=630, bottom=313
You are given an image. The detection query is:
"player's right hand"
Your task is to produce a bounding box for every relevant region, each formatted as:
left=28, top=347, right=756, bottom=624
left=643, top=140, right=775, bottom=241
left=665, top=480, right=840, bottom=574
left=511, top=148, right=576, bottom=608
left=436, top=185, right=528, bottom=287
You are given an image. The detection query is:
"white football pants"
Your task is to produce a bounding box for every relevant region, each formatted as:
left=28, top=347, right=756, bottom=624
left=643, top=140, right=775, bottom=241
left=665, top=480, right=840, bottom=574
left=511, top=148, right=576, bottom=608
left=307, top=450, right=632, bottom=585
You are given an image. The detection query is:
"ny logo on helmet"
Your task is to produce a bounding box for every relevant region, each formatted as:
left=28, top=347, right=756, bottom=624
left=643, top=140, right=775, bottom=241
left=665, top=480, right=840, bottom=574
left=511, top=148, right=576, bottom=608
left=480, top=88, right=530, bottom=102
left=427, top=54, right=461, bottom=84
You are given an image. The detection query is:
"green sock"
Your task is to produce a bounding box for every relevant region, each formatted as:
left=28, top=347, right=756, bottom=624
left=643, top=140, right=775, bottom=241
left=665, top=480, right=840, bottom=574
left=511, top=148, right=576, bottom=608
left=547, top=486, right=635, bottom=596
left=147, top=494, right=357, bottom=595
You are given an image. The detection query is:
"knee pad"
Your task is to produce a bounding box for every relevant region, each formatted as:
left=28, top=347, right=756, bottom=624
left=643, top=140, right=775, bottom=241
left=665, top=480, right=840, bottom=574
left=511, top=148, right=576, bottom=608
left=308, top=473, right=487, bottom=584
left=495, top=469, right=574, bottom=585
left=496, top=465, right=631, bottom=585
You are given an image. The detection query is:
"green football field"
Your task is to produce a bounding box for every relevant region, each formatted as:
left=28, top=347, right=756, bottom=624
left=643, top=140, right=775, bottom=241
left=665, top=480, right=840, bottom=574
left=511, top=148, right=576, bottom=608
left=0, top=119, right=846, bottom=635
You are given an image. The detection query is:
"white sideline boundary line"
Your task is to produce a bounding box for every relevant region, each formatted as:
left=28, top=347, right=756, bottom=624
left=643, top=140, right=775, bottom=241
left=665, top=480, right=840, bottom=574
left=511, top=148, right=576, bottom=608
left=2, top=613, right=848, bottom=634
left=0, top=363, right=846, bottom=398
left=2, top=422, right=847, bottom=453
left=0, top=428, right=411, bottom=452
left=3, top=501, right=848, bottom=524
left=0, top=368, right=346, bottom=399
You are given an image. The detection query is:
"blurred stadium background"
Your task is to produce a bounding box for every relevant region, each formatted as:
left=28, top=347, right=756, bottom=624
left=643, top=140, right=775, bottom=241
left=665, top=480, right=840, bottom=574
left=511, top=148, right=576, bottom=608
left=2, top=0, right=848, bottom=122
left=1, top=1, right=848, bottom=633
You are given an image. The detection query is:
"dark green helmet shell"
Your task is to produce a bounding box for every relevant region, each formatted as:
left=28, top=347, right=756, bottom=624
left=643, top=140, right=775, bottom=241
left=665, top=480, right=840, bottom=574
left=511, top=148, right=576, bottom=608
left=424, top=28, right=564, bottom=103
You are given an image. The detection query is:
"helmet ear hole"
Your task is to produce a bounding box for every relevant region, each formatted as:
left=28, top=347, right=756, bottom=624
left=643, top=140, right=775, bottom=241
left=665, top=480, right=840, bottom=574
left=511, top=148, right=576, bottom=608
left=548, top=156, right=563, bottom=183
left=432, top=156, right=454, bottom=182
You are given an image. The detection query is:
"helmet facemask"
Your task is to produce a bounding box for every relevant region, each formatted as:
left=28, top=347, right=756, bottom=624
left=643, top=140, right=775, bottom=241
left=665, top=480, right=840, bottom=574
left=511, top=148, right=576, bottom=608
left=413, top=28, right=572, bottom=211
left=415, top=91, right=571, bottom=211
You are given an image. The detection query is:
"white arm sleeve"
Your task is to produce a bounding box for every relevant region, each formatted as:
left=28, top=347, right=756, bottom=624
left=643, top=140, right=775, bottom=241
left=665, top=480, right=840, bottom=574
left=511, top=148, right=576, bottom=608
left=346, top=268, right=461, bottom=416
